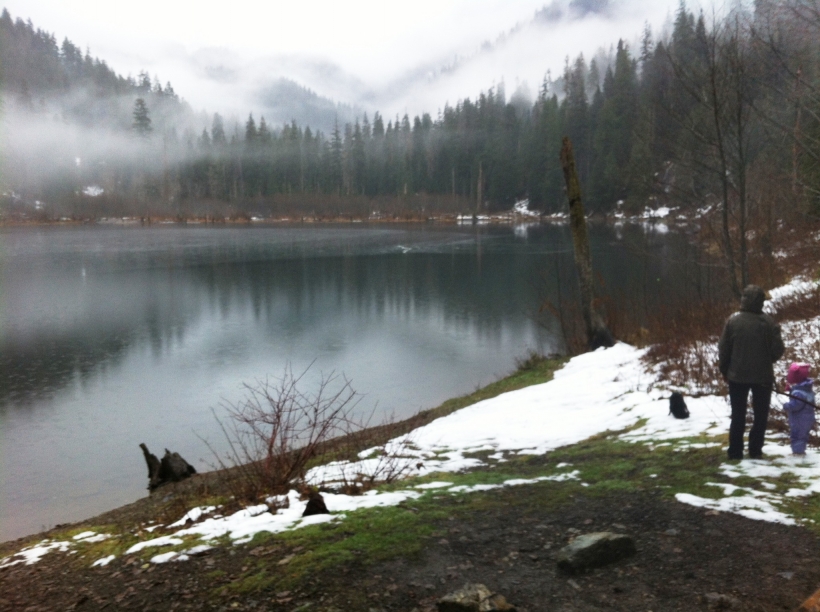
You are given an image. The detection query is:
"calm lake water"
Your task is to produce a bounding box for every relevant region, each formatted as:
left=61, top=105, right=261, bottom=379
left=0, top=222, right=701, bottom=541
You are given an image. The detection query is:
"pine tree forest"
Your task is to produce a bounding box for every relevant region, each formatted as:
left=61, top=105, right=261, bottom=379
left=2, top=1, right=820, bottom=229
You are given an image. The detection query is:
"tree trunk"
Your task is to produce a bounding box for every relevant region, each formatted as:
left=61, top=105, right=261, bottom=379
left=559, top=136, right=614, bottom=351
left=476, top=161, right=483, bottom=214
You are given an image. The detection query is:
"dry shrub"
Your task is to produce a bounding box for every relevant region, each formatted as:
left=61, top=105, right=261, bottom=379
left=206, top=364, right=364, bottom=505
left=155, top=479, right=220, bottom=525
left=205, top=364, right=425, bottom=506
left=766, top=228, right=820, bottom=292
left=638, top=298, right=734, bottom=393
left=569, top=285, right=734, bottom=393
left=332, top=436, right=421, bottom=495
left=773, top=298, right=820, bottom=448
left=542, top=279, right=733, bottom=392
left=514, top=350, right=557, bottom=371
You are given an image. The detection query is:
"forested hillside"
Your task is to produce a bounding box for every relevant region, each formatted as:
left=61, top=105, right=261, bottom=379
left=1, top=1, right=819, bottom=234
left=0, top=9, right=189, bottom=132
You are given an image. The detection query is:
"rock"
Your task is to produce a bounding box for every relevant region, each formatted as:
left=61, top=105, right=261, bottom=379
left=703, top=592, right=741, bottom=610
left=556, top=532, right=636, bottom=574
left=437, top=583, right=516, bottom=611
left=302, top=491, right=329, bottom=517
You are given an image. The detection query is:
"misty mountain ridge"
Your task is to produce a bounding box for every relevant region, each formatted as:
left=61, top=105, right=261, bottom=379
left=138, top=0, right=628, bottom=133
left=536, top=0, right=613, bottom=22
left=1, top=0, right=640, bottom=137
left=290, top=0, right=632, bottom=120
left=256, top=79, right=363, bottom=134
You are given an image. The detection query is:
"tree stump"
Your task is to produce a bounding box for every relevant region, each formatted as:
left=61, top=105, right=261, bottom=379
left=139, top=443, right=196, bottom=490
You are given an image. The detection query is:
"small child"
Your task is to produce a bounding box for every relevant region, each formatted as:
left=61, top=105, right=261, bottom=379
left=783, top=362, right=816, bottom=456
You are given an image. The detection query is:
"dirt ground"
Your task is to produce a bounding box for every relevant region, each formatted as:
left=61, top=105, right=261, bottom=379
left=2, top=484, right=819, bottom=612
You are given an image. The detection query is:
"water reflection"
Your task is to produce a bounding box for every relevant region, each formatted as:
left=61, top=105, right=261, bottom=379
left=0, top=222, right=707, bottom=541
left=0, top=226, right=559, bottom=410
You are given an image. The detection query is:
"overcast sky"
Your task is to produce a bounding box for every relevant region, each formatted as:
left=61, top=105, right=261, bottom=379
left=5, top=0, right=686, bottom=122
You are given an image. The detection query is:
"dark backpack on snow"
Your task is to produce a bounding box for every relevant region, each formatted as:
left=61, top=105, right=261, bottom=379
left=669, top=392, right=690, bottom=419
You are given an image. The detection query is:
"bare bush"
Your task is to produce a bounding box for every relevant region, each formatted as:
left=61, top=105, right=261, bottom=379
left=206, top=364, right=363, bottom=504
left=330, top=436, right=422, bottom=495
left=205, top=364, right=432, bottom=505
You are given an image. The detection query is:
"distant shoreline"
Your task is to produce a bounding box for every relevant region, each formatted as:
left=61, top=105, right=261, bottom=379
left=0, top=211, right=553, bottom=228
left=0, top=207, right=697, bottom=229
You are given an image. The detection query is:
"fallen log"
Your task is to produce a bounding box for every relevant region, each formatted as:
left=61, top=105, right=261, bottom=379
left=139, top=443, right=197, bottom=490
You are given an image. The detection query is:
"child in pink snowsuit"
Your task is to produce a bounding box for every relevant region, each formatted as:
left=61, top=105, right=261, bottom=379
left=783, top=363, right=816, bottom=456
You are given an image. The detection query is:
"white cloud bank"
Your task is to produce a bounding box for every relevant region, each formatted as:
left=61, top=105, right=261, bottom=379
left=6, top=0, right=682, bottom=123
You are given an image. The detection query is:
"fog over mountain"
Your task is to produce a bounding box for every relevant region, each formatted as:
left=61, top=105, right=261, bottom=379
left=4, top=0, right=680, bottom=131
left=210, top=0, right=680, bottom=130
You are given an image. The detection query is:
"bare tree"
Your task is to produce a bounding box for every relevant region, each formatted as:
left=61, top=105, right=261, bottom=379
left=752, top=1, right=820, bottom=205
left=663, top=9, right=763, bottom=296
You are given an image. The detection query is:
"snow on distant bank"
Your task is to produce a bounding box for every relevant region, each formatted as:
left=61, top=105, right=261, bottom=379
left=513, top=199, right=539, bottom=217
left=765, top=276, right=818, bottom=314
left=641, top=206, right=671, bottom=219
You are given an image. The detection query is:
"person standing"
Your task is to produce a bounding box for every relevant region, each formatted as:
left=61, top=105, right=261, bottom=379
left=718, top=285, right=784, bottom=460
left=782, top=363, right=815, bottom=456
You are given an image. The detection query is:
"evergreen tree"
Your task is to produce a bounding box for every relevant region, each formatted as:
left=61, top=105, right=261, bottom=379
left=211, top=114, right=227, bottom=146
left=351, top=120, right=366, bottom=194
left=245, top=114, right=258, bottom=146
left=132, top=97, right=152, bottom=137
left=329, top=120, right=343, bottom=193
left=562, top=55, right=590, bottom=181
left=591, top=40, right=639, bottom=208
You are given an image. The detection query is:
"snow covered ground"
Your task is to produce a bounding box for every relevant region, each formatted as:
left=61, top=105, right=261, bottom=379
left=3, top=277, right=820, bottom=570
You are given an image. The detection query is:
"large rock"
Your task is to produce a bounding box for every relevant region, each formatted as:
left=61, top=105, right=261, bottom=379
left=437, top=583, right=516, bottom=612
left=556, top=531, right=636, bottom=574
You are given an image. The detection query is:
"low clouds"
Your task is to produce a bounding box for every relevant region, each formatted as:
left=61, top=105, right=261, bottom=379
left=6, top=0, right=681, bottom=131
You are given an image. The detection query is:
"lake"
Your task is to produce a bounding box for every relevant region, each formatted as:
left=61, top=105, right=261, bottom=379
left=0, top=221, right=701, bottom=541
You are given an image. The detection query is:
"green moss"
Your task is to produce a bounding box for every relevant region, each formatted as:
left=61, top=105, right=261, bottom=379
left=223, top=433, right=724, bottom=593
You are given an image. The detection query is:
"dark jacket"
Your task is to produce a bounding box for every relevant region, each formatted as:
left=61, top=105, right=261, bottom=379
left=718, top=285, right=784, bottom=385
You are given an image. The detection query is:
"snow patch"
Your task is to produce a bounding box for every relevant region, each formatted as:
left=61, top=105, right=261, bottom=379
left=82, top=185, right=104, bottom=197
left=92, top=555, right=116, bottom=567
left=0, top=540, right=72, bottom=568
left=125, top=536, right=184, bottom=554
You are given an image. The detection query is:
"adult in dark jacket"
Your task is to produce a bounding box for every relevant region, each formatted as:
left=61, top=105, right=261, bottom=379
left=718, top=285, right=784, bottom=460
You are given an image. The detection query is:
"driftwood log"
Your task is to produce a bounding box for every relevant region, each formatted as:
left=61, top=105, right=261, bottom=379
left=139, top=443, right=197, bottom=490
